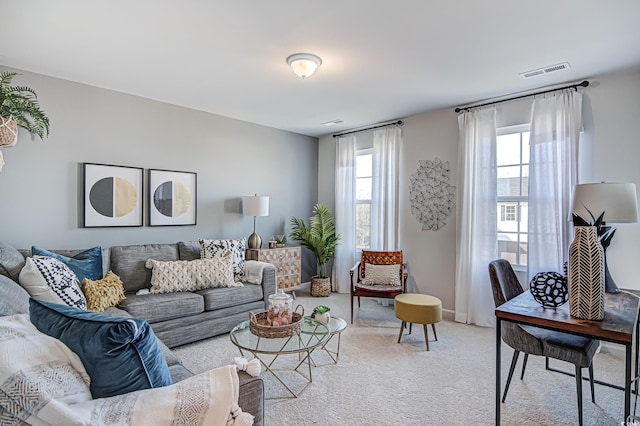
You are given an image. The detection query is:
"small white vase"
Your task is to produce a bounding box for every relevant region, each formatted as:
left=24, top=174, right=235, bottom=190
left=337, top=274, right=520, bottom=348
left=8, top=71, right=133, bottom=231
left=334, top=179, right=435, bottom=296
left=312, top=312, right=330, bottom=324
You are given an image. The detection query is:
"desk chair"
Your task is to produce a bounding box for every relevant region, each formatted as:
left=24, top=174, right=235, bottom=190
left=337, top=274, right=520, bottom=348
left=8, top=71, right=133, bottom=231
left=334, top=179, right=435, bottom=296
left=489, top=259, right=599, bottom=426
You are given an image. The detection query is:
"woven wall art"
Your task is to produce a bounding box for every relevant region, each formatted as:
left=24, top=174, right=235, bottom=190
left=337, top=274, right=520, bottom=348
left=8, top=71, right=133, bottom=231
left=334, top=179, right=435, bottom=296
left=409, top=157, right=456, bottom=231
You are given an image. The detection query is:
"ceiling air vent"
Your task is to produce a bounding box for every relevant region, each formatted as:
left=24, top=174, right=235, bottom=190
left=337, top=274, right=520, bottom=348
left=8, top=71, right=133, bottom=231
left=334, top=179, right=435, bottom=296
left=519, top=62, right=570, bottom=79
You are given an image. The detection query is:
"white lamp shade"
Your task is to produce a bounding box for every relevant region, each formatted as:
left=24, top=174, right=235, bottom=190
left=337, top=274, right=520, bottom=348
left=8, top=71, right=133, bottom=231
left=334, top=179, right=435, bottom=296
left=571, top=182, right=639, bottom=223
left=286, top=53, right=322, bottom=79
left=243, top=195, right=269, bottom=217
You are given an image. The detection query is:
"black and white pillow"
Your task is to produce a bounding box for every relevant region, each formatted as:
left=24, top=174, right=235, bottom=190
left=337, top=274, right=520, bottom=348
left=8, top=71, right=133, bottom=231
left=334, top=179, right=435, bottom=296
left=199, top=238, right=246, bottom=281
left=18, top=256, right=87, bottom=309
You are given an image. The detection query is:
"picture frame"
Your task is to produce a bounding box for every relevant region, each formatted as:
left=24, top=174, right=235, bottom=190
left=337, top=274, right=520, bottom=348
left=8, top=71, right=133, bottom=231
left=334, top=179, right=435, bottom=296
left=148, top=169, right=197, bottom=226
left=83, top=163, right=144, bottom=227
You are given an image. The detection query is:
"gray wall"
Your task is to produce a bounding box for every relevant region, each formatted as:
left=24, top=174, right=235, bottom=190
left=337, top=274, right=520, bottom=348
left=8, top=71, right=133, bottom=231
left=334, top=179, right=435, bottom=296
left=0, top=67, right=319, bottom=281
left=319, top=67, right=640, bottom=311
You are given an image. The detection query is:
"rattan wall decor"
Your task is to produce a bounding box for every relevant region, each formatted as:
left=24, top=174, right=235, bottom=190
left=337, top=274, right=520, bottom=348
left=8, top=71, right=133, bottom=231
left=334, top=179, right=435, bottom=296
left=409, top=157, right=456, bottom=231
left=568, top=226, right=605, bottom=320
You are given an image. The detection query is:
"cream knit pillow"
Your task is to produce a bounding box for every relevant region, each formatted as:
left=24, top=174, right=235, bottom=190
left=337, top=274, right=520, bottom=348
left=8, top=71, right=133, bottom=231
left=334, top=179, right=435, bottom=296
left=145, top=252, right=239, bottom=294
left=362, top=263, right=401, bottom=286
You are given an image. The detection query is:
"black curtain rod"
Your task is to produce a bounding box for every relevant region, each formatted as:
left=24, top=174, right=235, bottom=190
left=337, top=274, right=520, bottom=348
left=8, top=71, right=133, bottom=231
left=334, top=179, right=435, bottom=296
left=333, top=120, right=403, bottom=138
left=454, top=80, right=589, bottom=113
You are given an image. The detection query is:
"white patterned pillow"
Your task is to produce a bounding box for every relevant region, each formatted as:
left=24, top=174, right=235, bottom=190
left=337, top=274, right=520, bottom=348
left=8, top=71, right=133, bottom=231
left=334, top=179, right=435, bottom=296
left=145, top=252, right=239, bottom=294
left=18, top=256, right=87, bottom=309
left=362, top=263, right=401, bottom=286
left=199, top=238, right=246, bottom=281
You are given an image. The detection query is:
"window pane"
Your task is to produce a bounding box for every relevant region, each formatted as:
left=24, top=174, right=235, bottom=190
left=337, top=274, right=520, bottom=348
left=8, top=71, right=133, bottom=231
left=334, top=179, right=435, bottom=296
left=356, top=154, right=372, bottom=178
left=497, top=166, right=521, bottom=197
left=519, top=233, right=528, bottom=266
left=356, top=225, right=370, bottom=249
left=497, top=133, right=521, bottom=166
left=497, top=233, right=518, bottom=265
left=519, top=202, right=528, bottom=232
left=497, top=203, right=518, bottom=233
left=521, top=165, right=529, bottom=197
left=356, top=177, right=372, bottom=200
left=356, top=204, right=371, bottom=226
left=521, top=132, right=530, bottom=164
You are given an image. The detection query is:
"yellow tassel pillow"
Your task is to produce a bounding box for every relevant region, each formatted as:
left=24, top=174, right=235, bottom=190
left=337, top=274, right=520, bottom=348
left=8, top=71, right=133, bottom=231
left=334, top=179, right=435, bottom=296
left=82, top=271, right=126, bottom=312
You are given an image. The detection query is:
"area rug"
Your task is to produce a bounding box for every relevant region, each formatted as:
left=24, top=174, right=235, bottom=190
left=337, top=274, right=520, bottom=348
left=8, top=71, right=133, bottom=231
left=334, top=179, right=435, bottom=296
left=174, top=290, right=632, bottom=425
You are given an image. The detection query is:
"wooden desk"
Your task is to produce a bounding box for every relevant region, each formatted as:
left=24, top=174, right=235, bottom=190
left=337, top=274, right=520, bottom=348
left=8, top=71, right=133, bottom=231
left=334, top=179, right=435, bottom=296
left=495, top=291, right=640, bottom=424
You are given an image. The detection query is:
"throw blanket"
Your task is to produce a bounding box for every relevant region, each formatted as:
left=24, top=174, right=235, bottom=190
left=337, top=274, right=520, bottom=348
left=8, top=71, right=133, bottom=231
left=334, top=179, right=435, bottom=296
left=0, top=314, right=253, bottom=426
left=243, top=261, right=269, bottom=285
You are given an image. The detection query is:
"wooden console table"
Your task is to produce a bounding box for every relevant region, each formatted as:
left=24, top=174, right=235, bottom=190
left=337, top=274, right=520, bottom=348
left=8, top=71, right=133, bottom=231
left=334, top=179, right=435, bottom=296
left=495, top=290, right=640, bottom=424
left=246, top=247, right=301, bottom=296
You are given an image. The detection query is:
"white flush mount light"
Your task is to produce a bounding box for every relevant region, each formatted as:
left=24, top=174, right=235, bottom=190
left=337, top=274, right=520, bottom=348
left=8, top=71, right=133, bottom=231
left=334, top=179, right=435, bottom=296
left=286, top=53, right=322, bottom=79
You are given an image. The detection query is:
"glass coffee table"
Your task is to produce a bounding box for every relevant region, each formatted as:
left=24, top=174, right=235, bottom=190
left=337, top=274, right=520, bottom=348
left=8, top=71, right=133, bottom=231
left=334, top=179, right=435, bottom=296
left=230, top=317, right=330, bottom=398
left=302, top=316, right=347, bottom=365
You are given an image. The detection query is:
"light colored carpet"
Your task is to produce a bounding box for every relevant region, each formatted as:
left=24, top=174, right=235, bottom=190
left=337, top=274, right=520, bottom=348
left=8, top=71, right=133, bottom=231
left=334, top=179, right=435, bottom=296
left=174, top=290, right=634, bottom=426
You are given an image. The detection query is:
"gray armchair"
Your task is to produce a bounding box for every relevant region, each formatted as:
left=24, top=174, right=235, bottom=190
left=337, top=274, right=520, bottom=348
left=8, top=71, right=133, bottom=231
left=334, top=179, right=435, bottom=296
left=489, top=259, right=599, bottom=426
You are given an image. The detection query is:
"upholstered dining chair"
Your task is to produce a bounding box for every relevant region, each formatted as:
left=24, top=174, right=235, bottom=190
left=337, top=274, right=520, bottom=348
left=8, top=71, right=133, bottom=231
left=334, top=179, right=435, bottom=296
left=489, top=259, right=599, bottom=426
left=349, top=250, right=407, bottom=324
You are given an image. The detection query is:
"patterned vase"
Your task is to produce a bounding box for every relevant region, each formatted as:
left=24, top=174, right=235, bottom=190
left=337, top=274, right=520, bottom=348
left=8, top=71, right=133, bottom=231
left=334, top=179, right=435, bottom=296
left=568, top=226, right=605, bottom=320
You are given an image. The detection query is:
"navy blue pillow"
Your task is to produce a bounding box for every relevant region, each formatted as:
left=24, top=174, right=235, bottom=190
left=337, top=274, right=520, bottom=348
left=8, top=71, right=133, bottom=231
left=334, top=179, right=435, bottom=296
left=32, top=246, right=103, bottom=282
left=29, top=299, right=172, bottom=398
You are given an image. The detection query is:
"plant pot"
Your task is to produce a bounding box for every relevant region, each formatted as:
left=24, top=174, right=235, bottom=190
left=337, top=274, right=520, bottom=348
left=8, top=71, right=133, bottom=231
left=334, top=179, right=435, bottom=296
left=311, top=277, right=331, bottom=297
left=0, top=117, right=18, bottom=147
left=312, top=311, right=330, bottom=324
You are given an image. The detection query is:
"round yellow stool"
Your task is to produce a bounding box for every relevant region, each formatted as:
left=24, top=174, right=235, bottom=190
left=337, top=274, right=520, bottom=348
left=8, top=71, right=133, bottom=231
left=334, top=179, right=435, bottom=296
left=394, top=293, right=442, bottom=351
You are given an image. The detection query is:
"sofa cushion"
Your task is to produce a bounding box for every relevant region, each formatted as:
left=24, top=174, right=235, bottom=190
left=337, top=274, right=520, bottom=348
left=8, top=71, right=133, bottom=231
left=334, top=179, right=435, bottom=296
left=145, top=253, right=238, bottom=294
left=82, top=271, right=127, bottom=312
left=178, top=240, right=201, bottom=261
left=32, top=245, right=103, bottom=282
left=110, top=244, right=180, bottom=293
left=18, top=256, right=87, bottom=309
left=29, top=299, right=172, bottom=399
left=0, top=241, right=25, bottom=281
left=118, top=291, right=204, bottom=323
left=198, top=284, right=264, bottom=311
left=200, top=238, right=246, bottom=281
left=0, top=274, right=30, bottom=316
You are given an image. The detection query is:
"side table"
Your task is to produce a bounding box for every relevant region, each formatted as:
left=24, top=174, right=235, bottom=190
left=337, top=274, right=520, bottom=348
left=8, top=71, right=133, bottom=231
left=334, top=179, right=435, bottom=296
left=246, top=247, right=301, bottom=297
left=303, top=316, right=347, bottom=364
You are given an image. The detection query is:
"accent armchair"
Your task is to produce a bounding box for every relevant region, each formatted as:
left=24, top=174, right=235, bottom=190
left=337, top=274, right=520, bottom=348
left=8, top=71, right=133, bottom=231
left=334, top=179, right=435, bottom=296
left=349, top=250, right=407, bottom=323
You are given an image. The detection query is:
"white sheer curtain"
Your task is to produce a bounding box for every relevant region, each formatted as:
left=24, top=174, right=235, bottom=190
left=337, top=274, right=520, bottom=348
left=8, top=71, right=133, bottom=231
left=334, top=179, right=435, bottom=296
left=333, top=135, right=357, bottom=293
left=370, top=126, right=401, bottom=251
left=527, top=89, right=582, bottom=280
left=455, top=107, right=498, bottom=327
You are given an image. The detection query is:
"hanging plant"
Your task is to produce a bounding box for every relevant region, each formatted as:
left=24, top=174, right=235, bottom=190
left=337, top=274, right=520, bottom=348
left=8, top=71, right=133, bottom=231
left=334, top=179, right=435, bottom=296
left=0, top=72, right=50, bottom=142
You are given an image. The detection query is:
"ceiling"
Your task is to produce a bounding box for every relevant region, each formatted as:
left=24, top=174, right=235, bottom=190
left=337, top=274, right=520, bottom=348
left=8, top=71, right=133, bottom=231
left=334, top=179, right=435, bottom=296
left=1, top=1, right=639, bottom=138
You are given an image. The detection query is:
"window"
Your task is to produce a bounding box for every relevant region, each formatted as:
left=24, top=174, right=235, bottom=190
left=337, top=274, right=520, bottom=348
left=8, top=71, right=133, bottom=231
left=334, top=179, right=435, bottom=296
left=355, top=150, right=372, bottom=250
left=497, top=125, right=530, bottom=267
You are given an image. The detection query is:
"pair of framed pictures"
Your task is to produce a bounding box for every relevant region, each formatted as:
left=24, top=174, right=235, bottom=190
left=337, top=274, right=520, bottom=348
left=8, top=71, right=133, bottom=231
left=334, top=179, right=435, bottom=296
left=83, top=163, right=197, bottom=227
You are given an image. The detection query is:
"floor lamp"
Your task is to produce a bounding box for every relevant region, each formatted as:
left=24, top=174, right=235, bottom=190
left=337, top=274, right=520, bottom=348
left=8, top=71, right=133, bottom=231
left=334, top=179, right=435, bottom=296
left=571, top=182, right=638, bottom=293
left=243, top=195, right=269, bottom=249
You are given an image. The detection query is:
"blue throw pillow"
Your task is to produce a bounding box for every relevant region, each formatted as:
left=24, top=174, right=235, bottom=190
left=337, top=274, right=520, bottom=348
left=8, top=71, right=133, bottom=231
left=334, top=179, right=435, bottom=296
left=29, top=298, right=172, bottom=398
left=32, top=246, right=103, bottom=282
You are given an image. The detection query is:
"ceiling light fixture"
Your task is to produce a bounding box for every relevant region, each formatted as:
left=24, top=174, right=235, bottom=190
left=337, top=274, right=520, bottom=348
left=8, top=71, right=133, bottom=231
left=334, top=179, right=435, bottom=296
left=286, top=53, right=322, bottom=79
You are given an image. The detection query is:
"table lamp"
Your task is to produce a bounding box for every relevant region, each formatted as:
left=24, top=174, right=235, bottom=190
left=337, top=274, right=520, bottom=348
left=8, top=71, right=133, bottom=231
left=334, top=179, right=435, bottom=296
left=243, top=195, right=269, bottom=249
left=571, top=182, right=638, bottom=293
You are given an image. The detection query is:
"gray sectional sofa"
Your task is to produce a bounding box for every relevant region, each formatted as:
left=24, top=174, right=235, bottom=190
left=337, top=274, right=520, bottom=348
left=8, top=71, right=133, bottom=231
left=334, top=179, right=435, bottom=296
left=0, top=240, right=275, bottom=425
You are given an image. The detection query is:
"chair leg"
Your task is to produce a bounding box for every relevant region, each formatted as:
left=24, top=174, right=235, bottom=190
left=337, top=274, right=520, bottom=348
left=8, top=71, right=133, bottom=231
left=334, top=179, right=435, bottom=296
left=358, top=296, right=361, bottom=308
left=588, top=363, right=595, bottom=404
left=520, top=353, right=529, bottom=380
left=422, top=323, right=429, bottom=351
left=575, top=366, right=583, bottom=426
left=397, top=321, right=406, bottom=343
left=350, top=292, right=354, bottom=324
left=502, top=350, right=520, bottom=403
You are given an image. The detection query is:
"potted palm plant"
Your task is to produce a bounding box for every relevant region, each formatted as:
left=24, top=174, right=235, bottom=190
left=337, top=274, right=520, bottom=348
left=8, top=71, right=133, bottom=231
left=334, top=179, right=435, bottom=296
left=0, top=71, right=50, bottom=147
left=289, top=203, right=341, bottom=297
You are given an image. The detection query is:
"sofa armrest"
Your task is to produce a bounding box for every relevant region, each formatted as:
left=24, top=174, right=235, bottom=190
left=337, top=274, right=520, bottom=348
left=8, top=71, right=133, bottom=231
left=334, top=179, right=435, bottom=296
left=238, top=371, right=264, bottom=426
left=261, top=264, right=277, bottom=306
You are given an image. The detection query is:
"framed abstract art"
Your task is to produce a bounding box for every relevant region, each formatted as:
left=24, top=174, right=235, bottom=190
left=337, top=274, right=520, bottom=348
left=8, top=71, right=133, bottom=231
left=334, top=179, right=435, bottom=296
left=83, top=163, right=144, bottom=227
left=148, top=169, right=197, bottom=226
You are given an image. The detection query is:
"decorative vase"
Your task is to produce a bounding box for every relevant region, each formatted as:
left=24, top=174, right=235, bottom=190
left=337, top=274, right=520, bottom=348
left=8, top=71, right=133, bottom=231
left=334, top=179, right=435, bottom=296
left=529, top=271, right=568, bottom=308
left=267, top=289, right=293, bottom=326
left=568, top=226, right=605, bottom=321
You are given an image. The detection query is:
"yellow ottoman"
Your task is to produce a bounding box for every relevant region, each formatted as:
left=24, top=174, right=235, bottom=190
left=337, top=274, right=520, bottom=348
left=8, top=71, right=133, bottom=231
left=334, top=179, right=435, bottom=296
left=394, top=293, right=442, bottom=351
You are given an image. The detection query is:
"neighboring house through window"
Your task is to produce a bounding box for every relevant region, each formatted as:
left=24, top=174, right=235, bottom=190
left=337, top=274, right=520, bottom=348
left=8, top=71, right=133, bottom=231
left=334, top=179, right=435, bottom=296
left=355, top=149, right=372, bottom=250
left=497, top=125, right=530, bottom=268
